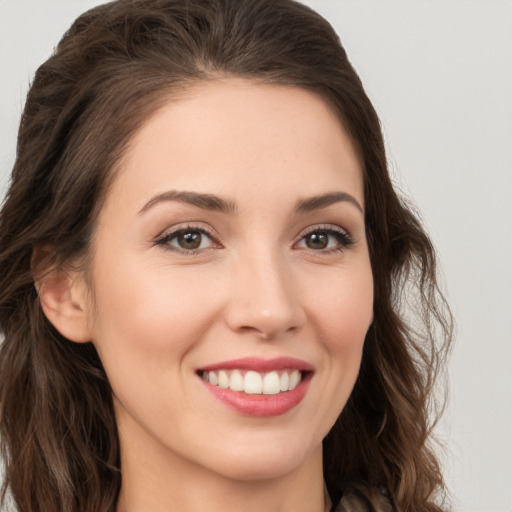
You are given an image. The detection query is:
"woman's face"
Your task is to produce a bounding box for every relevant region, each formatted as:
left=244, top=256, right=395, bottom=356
left=82, top=79, right=373, bottom=482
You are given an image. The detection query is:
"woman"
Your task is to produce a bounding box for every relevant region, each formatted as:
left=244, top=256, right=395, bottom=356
left=0, top=0, right=453, bottom=511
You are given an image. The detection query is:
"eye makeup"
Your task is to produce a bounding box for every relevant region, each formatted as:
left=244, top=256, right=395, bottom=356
left=294, top=224, right=354, bottom=254
left=153, top=221, right=354, bottom=257
left=154, top=223, right=222, bottom=255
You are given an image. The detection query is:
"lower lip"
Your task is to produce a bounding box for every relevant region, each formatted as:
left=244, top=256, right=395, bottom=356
left=200, top=374, right=312, bottom=417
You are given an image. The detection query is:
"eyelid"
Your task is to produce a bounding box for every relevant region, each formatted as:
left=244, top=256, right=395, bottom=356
left=153, top=223, right=223, bottom=253
left=293, top=224, right=355, bottom=251
left=298, top=223, right=350, bottom=237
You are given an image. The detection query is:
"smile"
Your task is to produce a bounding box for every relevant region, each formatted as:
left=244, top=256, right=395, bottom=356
left=200, top=369, right=302, bottom=395
left=197, top=357, right=314, bottom=416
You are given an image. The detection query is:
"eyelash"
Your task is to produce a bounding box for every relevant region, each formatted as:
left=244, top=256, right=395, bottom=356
left=154, top=224, right=354, bottom=255
left=295, top=225, right=354, bottom=253
left=154, top=224, right=220, bottom=255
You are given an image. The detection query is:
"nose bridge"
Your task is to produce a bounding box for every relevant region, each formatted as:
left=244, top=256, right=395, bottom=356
left=226, top=243, right=304, bottom=339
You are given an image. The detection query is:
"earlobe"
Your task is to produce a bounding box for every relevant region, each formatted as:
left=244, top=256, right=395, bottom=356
left=32, top=249, right=92, bottom=344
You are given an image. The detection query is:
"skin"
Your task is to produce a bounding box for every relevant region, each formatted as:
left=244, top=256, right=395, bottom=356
left=41, top=79, right=374, bottom=512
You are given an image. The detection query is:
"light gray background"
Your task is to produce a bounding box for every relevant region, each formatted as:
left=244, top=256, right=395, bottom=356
left=1, top=1, right=511, bottom=511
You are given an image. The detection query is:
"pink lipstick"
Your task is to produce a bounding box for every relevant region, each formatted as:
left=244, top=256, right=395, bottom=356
left=197, top=357, right=313, bottom=417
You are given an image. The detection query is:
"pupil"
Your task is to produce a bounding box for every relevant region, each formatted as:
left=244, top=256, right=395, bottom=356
left=307, top=232, right=328, bottom=249
left=179, top=231, right=201, bottom=249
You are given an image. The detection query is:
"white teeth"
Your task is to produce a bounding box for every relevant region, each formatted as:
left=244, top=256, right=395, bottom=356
left=262, top=371, right=280, bottom=395
left=202, top=368, right=304, bottom=395
left=218, top=370, right=229, bottom=389
left=279, top=372, right=289, bottom=391
left=244, top=371, right=263, bottom=394
left=289, top=370, right=301, bottom=390
left=229, top=370, right=244, bottom=391
left=208, top=371, right=218, bottom=386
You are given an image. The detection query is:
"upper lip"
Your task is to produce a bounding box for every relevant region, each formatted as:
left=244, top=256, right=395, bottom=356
left=198, top=357, right=314, bottom=373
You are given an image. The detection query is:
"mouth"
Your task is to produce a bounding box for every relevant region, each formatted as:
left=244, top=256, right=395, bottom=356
left=198, top=368, right=308, bottom=395
left=196, top=357, right=314, bottom=416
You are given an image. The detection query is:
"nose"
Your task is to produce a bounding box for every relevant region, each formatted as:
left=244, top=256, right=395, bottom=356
left=224, top=251, right=306, bottom=340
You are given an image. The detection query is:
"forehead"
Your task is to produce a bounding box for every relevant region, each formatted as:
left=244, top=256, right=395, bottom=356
left=105, top=78, right=364, bottom=214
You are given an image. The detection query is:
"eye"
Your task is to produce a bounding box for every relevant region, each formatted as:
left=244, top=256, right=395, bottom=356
left=155, top=226, right=218, bottom=253
left=295, top=226, right=354, bottom=252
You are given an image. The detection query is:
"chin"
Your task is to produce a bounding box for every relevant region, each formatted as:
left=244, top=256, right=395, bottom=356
left=197, top=438, right=319, bottom=482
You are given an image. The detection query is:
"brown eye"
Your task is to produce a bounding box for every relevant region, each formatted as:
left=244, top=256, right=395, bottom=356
left=296, top=227, right=354, bottom=252
left=177, top=231, right=203, bottom=250
left=304, top=232, right=329, bottom=250
left=158, top=227, right=216, bottom=252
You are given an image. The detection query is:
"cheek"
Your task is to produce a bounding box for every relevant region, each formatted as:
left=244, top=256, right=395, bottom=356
left=290, top=260, right=373, bottom=441
left=95, top=256, right=207, bottom=327
left=87, top=257, right=182, bottom=366
left=314, top=263, right=373, bottom=339
left=87, top=263, right=225, bottom=430
left=310, top=261, right=373, bottom=382
left=90, top=266, right=245, bottom=439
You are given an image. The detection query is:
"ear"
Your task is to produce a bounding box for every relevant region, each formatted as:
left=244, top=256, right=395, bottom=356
left=32, top=247, right=92, bottom=343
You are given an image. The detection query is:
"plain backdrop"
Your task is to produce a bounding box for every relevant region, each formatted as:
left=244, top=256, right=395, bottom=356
left=1, top=1, right=511, bottom=511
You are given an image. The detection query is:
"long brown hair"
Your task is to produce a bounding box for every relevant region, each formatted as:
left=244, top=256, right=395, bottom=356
left=0, top=1, right=453, bottom=511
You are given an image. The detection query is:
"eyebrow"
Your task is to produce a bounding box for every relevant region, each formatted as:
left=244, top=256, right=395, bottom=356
left=139, top=189, right=363, bottom=216
left=139, top=190, right=237, bottom=214
left=294, top=191, right=364, bottom=215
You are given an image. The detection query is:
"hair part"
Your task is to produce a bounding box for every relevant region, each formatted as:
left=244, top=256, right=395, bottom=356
left=0, top=1, right=453, bottom=511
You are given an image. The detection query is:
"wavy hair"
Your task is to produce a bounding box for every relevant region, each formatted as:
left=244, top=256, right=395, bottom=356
left=0, top=1, right=453, bottom=511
